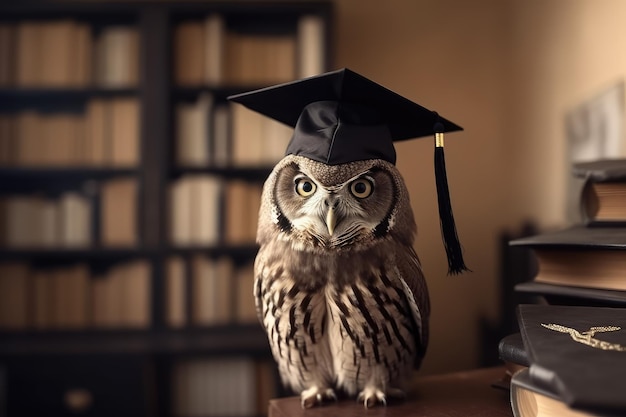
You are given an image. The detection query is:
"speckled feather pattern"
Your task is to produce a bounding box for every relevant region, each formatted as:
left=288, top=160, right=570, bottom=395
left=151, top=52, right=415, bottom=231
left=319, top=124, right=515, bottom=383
left=254, top=155, right=430, bottom=407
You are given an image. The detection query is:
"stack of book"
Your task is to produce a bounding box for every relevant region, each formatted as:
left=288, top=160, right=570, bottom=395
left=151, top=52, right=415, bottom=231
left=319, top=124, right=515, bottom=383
left=0, top=21, right=137, bottom=88
left=168, top=175, right=261, bottom=247
left=512, top=159, right=626, bottom=307
left=0, top=177, right=138, bottom=249
left=500, top=158, right=626, bottom=416
left=172, top=14, right=325, bottom=87
left=174, top=93, right=292, bottom=169
left=164, top=256, right=256, bottom=328
left=0, top=260, right=151, bottom=330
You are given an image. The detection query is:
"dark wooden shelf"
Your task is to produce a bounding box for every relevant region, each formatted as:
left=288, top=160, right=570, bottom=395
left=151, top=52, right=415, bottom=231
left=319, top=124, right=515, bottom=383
left=171, top=165, right=273, bottom=181
left=167, top=243, right=261, bottom=256
left=0, top=167, right=138, bottom=193
left=173, top=85, right=264, bottom=101
left=0, top=247, right=155, bottom=261
left=0, top=324, right=269, bottom=357
left=0, top=87, right=138, bottom=98
left=0, top=88, right=139, bottom=111
left=0, top=167, right=138, bottom=179
left=0, top=1, right=332, bottom=415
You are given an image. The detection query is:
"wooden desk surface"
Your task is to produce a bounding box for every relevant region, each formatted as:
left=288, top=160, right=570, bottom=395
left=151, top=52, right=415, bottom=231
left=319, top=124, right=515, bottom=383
left=268, top=367, right=513, bottom=417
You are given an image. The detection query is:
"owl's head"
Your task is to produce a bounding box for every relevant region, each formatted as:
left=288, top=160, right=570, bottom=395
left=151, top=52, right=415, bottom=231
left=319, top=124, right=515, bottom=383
left=258, top=155, right=416, bottom=252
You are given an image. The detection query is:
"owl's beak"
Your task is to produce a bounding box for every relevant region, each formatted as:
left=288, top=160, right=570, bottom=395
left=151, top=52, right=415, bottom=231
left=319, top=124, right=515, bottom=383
left=326, top=206, right=336, bottom=236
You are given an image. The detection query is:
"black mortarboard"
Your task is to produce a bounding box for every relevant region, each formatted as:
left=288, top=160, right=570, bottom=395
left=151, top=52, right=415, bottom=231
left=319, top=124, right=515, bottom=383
left=228, top=68, right=462, bottom=165
left=228, top=68, right=469, bottom=274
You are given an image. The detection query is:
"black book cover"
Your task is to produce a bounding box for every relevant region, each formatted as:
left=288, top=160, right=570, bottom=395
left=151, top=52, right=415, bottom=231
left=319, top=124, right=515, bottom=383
left=510, top=226, right=626, bottom=249
left=515, top=281, right=626, bottom=308
left=498, top=332, right=529, bottom=367
left=517, top=304, right=626, bottom=415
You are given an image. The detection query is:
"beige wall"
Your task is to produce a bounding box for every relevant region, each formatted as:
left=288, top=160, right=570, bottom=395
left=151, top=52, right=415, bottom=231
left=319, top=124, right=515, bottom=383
left=333, top=0, right=513, bottom=374
left=508, top=0, right=626, bottom=226
left=333, top=0, right=626, bottom=375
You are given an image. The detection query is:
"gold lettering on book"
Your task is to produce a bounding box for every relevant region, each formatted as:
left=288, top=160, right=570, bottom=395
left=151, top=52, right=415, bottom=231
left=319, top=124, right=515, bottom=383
left=541, top=323, right=626, bottom=351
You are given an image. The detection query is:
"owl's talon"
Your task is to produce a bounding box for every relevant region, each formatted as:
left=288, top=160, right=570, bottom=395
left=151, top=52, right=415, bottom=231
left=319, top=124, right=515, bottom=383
left=301, top=386, right=337, bottom=409
left=357, top=387, right=388, bottom=408
left=326, top=389, right=337, bottom=402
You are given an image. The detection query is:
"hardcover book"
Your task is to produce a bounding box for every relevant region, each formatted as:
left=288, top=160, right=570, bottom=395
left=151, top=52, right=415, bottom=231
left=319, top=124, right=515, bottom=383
left=573, top=158, right=626, bottom=225
left=498, top=332, right=529, bottom=368
left=510, top=226, right=626, bottom=292
left=516, top=304, right=626, bottom=415
left=496, top=332, right=529, bottom=391
left=515, top=281, right=626, bottom=308
left=510, top=368, right=605, bottom=417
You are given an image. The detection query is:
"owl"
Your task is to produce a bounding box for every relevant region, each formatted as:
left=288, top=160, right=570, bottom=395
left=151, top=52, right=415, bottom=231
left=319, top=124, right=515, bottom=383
left=229, top=67, right=465, bottom=409
left=254, top=154, right=429, bottom=408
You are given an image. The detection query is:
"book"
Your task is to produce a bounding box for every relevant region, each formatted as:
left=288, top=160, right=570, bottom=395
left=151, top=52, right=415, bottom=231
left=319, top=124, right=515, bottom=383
left=297, top=15, right=325, bottom=78
left=172, top=15, right=224, bottom=86
left=499, top=332, right=529, bottom=369
left=169, top=177, right=192, bottom=246
left=203, top=14, right=225, bottom=85
left=224, top=180, right=253, bottom=244
left=169, top=175, right=222, bottom=246
left=0, top=24, right=15, bottom=86
left=15, top=111, right=41, bottom=166
left=510, top=368, right=600, bottom=417
left=190, top=175, right=221, bottom=245
left=233, top=262, right=257, bottom=324
left=32, top=269, right=53, bottom=329
left=574, top=159, right=626, bottom=225
left=224, top=31, right=295, bottom=85
left=62, top=264, right=90, bottom=329
left=510, top=226, right=626, bottom=292
left=191, top=256, right=232, bottom=325
left=515, top=281, right=626, bottom=308
left=95, top=26, right=138, bottom=88
left=0, top=114, right=14, bottom=165
left=175, top=93, right=212, bottom=167
left=85, top=99, right=109, bottom=165
left=0, top=263, right=30, bottom=329
left=110, top=98, right=140, bottom=167
left=173, top=21, right=205, bottom=86
left=119, top=260, right=151, bottom=328
left=516, top=304, right=626, bottom=415
left=15, top=21, right=40, bottom=87
left=212, top=104, right=230, bottom=166
left=58, top=192, right=92, bottom=247
left=39, top=20, right=76, bottom=87
left=165, top=256, right=187, bottom=328
left=11, top=19, right=93, bottom=87
left=495, top=332, right=529, bottom=391
left=100, top=178, right=138, bottom=247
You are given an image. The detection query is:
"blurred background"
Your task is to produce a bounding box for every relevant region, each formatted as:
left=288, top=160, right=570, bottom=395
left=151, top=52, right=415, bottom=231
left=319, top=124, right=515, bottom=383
left=1, top=0, right=625, bottom=416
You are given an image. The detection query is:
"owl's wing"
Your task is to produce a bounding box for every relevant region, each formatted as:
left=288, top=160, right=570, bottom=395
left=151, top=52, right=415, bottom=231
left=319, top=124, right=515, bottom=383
left=395, top=244, right=430, bottom=366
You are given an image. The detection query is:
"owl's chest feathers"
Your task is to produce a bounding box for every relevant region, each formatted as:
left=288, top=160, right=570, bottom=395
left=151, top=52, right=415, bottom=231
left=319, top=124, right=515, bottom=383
left=258, top=238, right=417, bottom=392
left=267, top=241, right=392, bottom=289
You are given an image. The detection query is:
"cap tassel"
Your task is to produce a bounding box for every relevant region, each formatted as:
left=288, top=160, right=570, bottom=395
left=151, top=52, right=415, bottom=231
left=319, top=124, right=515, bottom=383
left=434, top=121, right=470, bottom=275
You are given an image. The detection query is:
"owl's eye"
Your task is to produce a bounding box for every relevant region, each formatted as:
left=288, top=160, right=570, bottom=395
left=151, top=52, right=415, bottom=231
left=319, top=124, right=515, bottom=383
left=295, top=178, right=317, bottom=197
left=350, top=178, right=374, bottom=199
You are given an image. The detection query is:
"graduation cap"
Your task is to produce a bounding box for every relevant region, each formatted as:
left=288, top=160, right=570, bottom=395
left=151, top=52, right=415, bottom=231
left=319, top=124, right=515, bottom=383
left=228, top=68, right=469, bottom=275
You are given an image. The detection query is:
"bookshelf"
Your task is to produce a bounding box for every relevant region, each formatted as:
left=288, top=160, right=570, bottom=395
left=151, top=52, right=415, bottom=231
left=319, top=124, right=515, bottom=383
left=0, top=1, right=332, bottom=416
